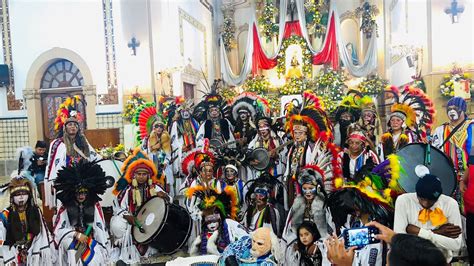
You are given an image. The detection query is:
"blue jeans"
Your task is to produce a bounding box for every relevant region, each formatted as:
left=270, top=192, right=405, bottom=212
left=34, top=172, right=45, bottom=186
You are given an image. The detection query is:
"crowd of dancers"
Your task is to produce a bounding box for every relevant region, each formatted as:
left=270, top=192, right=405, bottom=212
left=0, top=82, right=473, bottom=266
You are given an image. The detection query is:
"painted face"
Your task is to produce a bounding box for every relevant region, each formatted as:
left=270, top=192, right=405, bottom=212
left=348, top=139, right=364, bottom=154
left=447, top=106, right=461, bottom=121
left=181, top=110, right=191, bottom=119
left=153, top=122, right=164, bottom=134
left=76, top=191, right=87, bottom=203
left=299, top=227, right=314, bottom=246
left=201, top=165, right=214, bottom=180
left=225, top=168, right=237, bottom=181
left=239, top=111, right=249, bottom=121
left=254, top=189, right=268, bottom=207
left=206, top=222, right=219, bottom=232
left=294, top=130, right=307, bottom=143
left=134, top=169, right=150, bottom=184
left=389, top=116, right=404, bottom=130
left=204, top=213, right=221, bottom=232
left=340, top=112, right=353, bottom=121
left=362, top=111, right=375, bottom=125
left=302, top=183, right=316, bottom=200
left=209, top=107, right=220, bottom=119
left=251, top=228, right=272, bottom=258
left=13, top=191, right=29, bottom=206
left=65, top=122, right=78, bottom=136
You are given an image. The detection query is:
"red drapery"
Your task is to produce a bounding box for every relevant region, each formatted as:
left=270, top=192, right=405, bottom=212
left=312, top=13, right=339, bottom=69
left=251, top=12, right=339, bottom=75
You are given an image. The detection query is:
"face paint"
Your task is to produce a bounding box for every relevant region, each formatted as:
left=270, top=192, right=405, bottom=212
left=207, top=222, right=219, bottom=232
left=13, top=194, right=29, bottom=206
left=447, top=109, right=459, bottom=121
left=181, top=110, right=190, bottom=119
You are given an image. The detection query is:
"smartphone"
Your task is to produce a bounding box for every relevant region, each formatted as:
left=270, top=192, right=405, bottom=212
left=343, top=226, right=380, bottom=249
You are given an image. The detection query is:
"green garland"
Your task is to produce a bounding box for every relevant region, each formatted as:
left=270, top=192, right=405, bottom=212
left=242, top=75, right=271, bottom=94
left=281, top=77, right=306, bottom=95
left=276, top=36, right=313, bottom=78
left=222, top=17, right=236, bottom=51
left=220, top=86, right=238, bottom=102
left=439, top=72, right=473, bottom=98
left=357, top=75, right=388, bottom=95
left=355, top=2, right=378, bottom=39
left=304, top=0, right=327, bottom=38
left=311, top=68, right=346, bottom=112
left=123, top=92, right=145, bottom=122
left=258, top=0, right=279, bottom=42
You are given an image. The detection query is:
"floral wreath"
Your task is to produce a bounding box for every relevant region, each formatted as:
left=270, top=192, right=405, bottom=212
left=311, top=68, right=346, bottom=113
left=439, top=69, right=473, bottom=98
left=123, top=90, right=145, bottom=122
left=276, top=35, right=313, bottom=78
left=357, top=74, right=388, bottom=95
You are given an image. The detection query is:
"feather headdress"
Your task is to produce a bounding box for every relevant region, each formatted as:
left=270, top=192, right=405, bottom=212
left=133, top=102, right=166, bottom=144
left=54, top=95, right=84, bottom=136
left=192, top=79, right=231, bottom=123
left=334, top=90, right=362, bottom=122
left=185, top=186, right=238, bottom=220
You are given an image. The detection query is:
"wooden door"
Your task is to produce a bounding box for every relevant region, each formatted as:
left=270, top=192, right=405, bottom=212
left=183, top=82, right=195, bottom=100
left=41, top=92, right=86, bottom=144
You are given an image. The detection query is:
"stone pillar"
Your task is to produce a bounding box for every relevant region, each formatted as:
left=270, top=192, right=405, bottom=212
left=82, top=85, right=97, bottom=129
left=23, top=88, right=43, bottom=146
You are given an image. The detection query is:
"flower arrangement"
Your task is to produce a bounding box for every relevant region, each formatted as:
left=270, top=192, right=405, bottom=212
left=242, top=75, right=271, bottom=94
left=258, top=0, right=279, bottom=42
left=265, top=94, right=281, bottom=115
left=123, top=91, right=145, bottom=122
left=220, top=86, right=239, bottom=102
left=281, top=77, right=306, bottom=95
left=221, top=16, right=236, bottom=51
left=312, top=68, right=346, bottom=112
left=96, top=143, right=126, bottom=159
left=357, top=75, right=388, bottom=95
left=304, top=0, right=327, bottom=38
left=355, top=2, right=379, bottom=39
left=276, top=36, right=313, bottom=78
left=439, top=68, right=473, bottom=98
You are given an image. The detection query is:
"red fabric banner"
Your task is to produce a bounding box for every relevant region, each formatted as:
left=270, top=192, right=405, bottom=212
left=312, top=13, right=339, bottom=69
left=252, top=24, right=278, bottom=75
left=283, top=21, right=303, bottom=39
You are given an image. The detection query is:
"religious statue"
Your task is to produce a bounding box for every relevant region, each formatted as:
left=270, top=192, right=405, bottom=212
left=286, top=52, right=303, bottom=79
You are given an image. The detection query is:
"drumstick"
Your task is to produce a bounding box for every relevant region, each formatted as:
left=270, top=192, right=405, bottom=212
left=134, top=217, right=145, bottom=233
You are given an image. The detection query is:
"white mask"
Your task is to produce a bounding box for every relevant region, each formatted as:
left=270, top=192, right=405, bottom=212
left=13, top=194, right=29, bottom=206
left=448, top=110, right=459, bottom=121
left=207, top=222, right=219, bottom=232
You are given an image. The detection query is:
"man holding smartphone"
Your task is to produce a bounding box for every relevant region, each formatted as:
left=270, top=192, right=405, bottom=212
left=28, top=140, right=47, bottom=190
left=393, top=174, right=462, bottom=263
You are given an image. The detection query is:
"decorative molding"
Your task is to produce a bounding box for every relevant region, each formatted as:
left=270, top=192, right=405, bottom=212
left=82, top=85, right=97, bottom=97
left=98, top=0, right=119, bottom=105
left=23, top=88, right=40, bottom=100
left=179, top=8, right=208, bottom=74
left=199, top=0, right=213, bottom=15
left=340, top=10, right=358, bottom=21
left=1, top=0, right=24, bottom=110
left=181, top=63, right=202, bottom=86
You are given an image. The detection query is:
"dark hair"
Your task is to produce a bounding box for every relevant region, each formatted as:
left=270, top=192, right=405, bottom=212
left=35, top=140, right=47, bottom=149
left=389, top=234, right=446, bottom=266
left=296, top=221, right=321, bottom=250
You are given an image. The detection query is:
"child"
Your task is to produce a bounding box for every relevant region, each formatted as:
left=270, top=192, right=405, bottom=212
left=286, top=221, right=322, bottom=265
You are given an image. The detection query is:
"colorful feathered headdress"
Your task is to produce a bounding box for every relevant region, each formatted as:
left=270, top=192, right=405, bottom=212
left=334, top=90, right=362, bottom=122
left=113, top=148, right=162, bottom=195
left=231, top=92, right=271, bottom=122
left=54, top=160, right=109, bottom=207
left=386, top=86, right=435, bottom=130
left=185, top=186, right=238, bottom=220
left=284, top=91, right=333, bottom=142
left=244, top=172, right=284, bottom=205
left=133, top=102, right=165, bottom=144
left=54, top=95, right=83, bottom=135
left=181, top=139, right=214, bottom=176
left=192, top=79, right=231, bottom=123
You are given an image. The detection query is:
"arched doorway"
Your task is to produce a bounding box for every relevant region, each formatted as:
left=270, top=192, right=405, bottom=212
left=40, top=59, right=87, bottom=143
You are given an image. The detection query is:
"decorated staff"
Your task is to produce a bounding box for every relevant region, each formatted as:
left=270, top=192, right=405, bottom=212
left=185, top=187, right=248, bottom=256
left=109, top=148, right=170, bottom=262
left=284, top=91, right=333, bottom=208
left=194, top=80, right=235, bottom=150
left=243, top=173, right=284, bottom=237
left=135, top=103, right=174, bottom=196
left=339, top=123, right=380, bottom=182
left=44, top=96, right=99, bottom=208
left=53, top=160, right=110, bottom=266
left=333, top=92, right=362, bottom=147
left=379, top=86, right=435, bottom=160
left=0, top=176, right=55, bottom=265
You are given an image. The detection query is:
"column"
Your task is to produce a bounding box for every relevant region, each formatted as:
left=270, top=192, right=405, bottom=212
left=23, top=88, right=43, bottom=146
left=83, top=85, right=97, bottom=129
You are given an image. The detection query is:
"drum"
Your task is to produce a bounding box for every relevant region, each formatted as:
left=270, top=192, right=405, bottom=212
left=133, top=196, right=192, bottom=254
left=96, top=159, right=123, bottom=208
left=249, top=148, right=270, bottom=171
left=396, top=143, right=457, bottom=196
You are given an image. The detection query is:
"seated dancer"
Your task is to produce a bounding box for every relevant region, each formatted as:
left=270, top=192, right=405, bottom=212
left=194, top=81, right=235, bottom=149
left=135, top=103, right=174, bottom=196
left=285, top=221, right=322, bottom=266
left=394, top=174, right=462, bottom=263
left=109, top=148, right=170, bottom=263
left=323, top=155, right=403, bottom=266
left=283, top=147, right=341, bottom=244
left=185, top=187, right=248, bottom=256
left=333, top=92, right=362, bottom=147
left=378, top=86, right=435, bottom=160
left=53, top=160, right=110, bottom=266
left=284, top=91, right=333, bottom=209
left=243, top=173, right=284, bottom=236
left=339, top=124, right=380, bottom=182
left=0, top=176, right=55, bottom=265
left=219, top=227, right=282, bottom=266
left=248, top=116, right=285, bottom=180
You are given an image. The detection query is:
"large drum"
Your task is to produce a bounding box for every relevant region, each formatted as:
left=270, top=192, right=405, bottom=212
left=96, top=159, right=123, bottom=208
left=396, top=143, right=457, bottom=196
left=133, top=196, right=192, bottom=254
